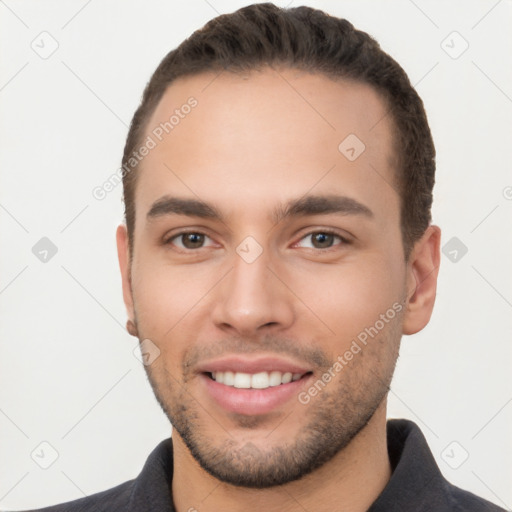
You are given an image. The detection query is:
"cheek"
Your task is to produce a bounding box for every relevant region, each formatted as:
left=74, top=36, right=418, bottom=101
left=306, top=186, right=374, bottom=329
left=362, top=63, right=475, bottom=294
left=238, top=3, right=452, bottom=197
left=290, top=252, right=405, bottom=344
left=131, top=255, right=216, bottom=339
left=131, top=264, right=212, bottom=381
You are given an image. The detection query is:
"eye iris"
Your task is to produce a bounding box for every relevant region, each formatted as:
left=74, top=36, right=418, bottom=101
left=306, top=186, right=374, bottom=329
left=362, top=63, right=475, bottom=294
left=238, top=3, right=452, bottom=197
left=182, top=233, right=204, bottom=248
left=312, top=232, right=334, bottom=248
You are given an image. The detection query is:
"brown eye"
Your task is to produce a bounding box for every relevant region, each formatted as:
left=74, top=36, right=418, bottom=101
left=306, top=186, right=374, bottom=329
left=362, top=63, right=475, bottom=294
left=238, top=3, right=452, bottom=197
left=180, top=233, right=205, bottom=249
left=166, top=232, right=215, bottom=250
left=295, top=231, right=348, bottom=250
left=311, top=232, right=336, bottom=249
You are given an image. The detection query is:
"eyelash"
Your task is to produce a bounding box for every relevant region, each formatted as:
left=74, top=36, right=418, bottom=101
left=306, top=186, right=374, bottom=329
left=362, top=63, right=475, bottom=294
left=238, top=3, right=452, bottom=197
left=295, top=229, right=351, bottom=251
left=163, top=229, right=351, bottom=252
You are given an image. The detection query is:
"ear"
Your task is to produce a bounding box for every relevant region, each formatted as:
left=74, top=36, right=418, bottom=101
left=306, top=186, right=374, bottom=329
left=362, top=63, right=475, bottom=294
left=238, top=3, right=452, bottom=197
left=402, top=225, right=441, bottom=335
left=116, top=224, right=135, bottom=322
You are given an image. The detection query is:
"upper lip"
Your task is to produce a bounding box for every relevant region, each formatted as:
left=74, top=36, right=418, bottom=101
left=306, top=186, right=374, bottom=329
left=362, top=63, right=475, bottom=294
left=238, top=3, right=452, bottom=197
left=197, top=355, right=311, bottom=375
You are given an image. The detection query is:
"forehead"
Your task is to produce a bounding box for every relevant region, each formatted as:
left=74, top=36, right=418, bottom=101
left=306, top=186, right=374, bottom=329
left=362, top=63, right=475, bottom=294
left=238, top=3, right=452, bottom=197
left=135, top=68, right=398, bottom=227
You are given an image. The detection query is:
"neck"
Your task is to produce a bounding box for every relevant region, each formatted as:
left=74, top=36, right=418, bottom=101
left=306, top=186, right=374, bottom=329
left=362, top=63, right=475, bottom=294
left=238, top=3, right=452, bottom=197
left=172, top=402, right=391, bottom=512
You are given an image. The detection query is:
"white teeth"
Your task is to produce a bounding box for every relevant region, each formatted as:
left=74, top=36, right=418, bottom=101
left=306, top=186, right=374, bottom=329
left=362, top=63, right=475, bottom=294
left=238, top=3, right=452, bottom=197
left=268, top=371, right=282, bottom=386
left=251, top=371, right=270, bottom=389
left=234, top=372, right=251, bottom=388
left=223, top=371, right=235, bottom=386
left=281, top=372, right=292, bottom=384
left=210, top=370, right=306, bottom=389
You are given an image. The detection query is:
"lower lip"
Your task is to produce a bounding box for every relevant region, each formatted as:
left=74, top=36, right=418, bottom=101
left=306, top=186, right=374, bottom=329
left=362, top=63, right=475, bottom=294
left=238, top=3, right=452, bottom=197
left=201, top=373, right=312, bottom=415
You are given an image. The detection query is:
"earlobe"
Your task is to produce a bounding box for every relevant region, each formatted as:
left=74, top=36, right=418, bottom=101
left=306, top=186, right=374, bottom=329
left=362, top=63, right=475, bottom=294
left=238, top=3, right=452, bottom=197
left=116, top=224, right=135, bottom=326
left=402, top=225, right=441, bottom=335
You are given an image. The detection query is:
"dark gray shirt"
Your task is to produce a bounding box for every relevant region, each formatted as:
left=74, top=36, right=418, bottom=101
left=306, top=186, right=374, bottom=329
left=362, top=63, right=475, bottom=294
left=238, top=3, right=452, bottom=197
left=15, top=419, right=505, bottom=511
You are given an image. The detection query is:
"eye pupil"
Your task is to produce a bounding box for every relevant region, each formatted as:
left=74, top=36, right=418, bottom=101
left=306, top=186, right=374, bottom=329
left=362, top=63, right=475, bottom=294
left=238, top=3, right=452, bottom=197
left=312, top=233, right=334, bottom=248
left=182, top=233, right=204, bottom=248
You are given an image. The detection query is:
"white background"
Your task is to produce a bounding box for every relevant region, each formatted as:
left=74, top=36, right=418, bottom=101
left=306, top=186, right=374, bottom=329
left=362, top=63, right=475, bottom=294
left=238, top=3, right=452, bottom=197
left=1, top=0, right=511, bottom=510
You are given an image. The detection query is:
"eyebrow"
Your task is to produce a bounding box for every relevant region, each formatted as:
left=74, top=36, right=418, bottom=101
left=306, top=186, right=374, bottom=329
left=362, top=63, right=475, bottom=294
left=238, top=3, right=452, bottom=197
left=147, top=196, right=221, bottom=221
left=146, top=194, right=374, bottom=224
left=273, top=194, right=373, bottom=223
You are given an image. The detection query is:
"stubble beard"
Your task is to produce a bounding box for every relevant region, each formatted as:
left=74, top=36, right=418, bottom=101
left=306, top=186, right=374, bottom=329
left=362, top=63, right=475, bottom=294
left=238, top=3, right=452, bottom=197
left=139, top=319, right=402, bottom=489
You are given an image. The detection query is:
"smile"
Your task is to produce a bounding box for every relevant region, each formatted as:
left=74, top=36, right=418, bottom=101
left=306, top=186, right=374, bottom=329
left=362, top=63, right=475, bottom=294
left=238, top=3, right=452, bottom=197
left=208, top=370, right=308, bottom=389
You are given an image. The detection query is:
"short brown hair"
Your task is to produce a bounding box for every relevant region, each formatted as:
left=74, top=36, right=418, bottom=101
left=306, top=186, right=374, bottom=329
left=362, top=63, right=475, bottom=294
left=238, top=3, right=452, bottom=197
left=122, top=2, right=435, bottom=259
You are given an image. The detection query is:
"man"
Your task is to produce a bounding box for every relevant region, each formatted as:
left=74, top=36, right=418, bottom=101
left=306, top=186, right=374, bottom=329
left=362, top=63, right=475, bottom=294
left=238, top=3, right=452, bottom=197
left=19, top=3, right=505, bottom=511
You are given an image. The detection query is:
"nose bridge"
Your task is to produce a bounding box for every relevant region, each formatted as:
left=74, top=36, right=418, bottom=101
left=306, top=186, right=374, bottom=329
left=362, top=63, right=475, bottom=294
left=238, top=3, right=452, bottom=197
left=211, top=241, right=295, bottom=333
left=231, top=248, right=270, bottom=301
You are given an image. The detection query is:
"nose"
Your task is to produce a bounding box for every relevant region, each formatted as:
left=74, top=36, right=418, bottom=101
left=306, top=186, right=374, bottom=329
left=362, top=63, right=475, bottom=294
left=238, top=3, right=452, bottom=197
left=211, top=248, right=295, bottom=337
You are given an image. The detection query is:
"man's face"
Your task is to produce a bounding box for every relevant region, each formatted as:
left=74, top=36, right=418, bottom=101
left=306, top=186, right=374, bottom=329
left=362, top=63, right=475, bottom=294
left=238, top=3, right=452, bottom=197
left=119, top=68, right=410, bottom=487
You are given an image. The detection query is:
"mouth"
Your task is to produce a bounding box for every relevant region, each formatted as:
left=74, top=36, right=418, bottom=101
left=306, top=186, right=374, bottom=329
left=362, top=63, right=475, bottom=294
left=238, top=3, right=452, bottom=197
left=197, top=355, right=315, bottom=415
left=205, top=370, right=312, bottom=389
